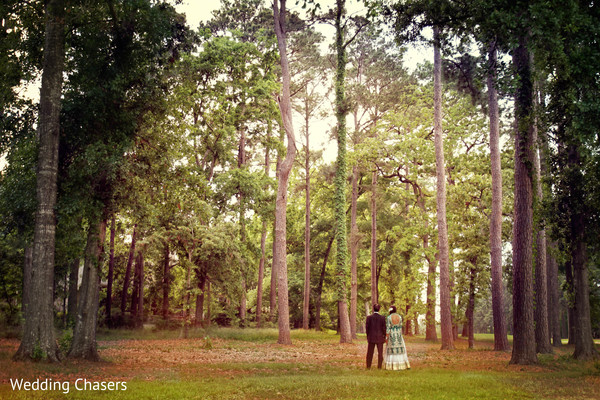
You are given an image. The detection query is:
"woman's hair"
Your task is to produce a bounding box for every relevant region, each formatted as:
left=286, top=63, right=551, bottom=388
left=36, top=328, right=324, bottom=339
left=389, top=305, right=397, bottom=313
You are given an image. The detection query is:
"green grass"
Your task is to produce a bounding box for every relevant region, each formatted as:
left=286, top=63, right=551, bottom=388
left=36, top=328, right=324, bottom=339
left=0, top=366, right=539, bottom=400
left=1, top=328, right=599, bottom=400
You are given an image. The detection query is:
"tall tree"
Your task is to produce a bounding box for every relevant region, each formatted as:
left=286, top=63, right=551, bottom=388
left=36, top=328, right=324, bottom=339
left=542, top=0, right=599, bottom=360
left=370, top=170, right=378, bottom=306
left=333, top=0, right=352, bottom=344
left=486, top=43, right=509, bottom=351
left=68, top=219, right=106, bottom=360
left=303, top=107, right=311, bottom=330
left=121, top=225, right=137, bottom=316
left=289, top=28, right=327, bottom=331
left=433, top=26, right=454, bottom=351
left=533, top=105, right=551, bottom=354
left=273, top=0, right=297, bottom=345
left=106, top=216, right=116, bottom=326
left=14, top=0, right=65, bottom=362
left=510, top=32, right=537, bottom=365
left=256, top=131, right=271, bottom=328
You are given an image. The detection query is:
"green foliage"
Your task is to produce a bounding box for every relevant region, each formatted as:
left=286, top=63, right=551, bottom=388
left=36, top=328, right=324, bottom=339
left=58, top=330, right=73, bottom=355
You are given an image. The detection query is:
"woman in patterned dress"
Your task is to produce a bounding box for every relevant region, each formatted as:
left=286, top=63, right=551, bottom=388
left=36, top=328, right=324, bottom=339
left=384, top=305, right=411, bottom=370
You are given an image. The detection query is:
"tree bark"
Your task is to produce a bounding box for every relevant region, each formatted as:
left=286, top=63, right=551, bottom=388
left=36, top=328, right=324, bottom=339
left=539, top=125, right=562, bottom=347
left=510, top=36, right=537, bottom=365
left=69, top=219, right=106, bottom=361
left=67, top=258, right=79, bottom=324
left=137, top=251, right=144, bottom=325
left=419, top=190, right=437, bottom=342
left=433, top=26, right=454, bottom=351
left=240, top=279, right=247, bottom=327
left=467, top=265, right=476, bottom=349
left=14, top=0, right=65, bottom=362
left=315, top=234, right=334, bottom=332
left=273, top=0, right=297, bottom=345
left=533, top=118, right=552, bottom=354
left=206, top=279, right=211, bottom=327
left=487, top=42, right=509, bottom=351
left=370, top=169, right=378, bottom=306
left=162, top=243, right=170, bottom=319
left=195, top=274, right=206, bottom=325
left=568, top=143, right=599, bottom=360
left=106, top=216, right=116, bottom=327
left=564, top=258, right=575, bottom=344
left=349, top=165, right=359, bottom=338
left=238, top=126, right=247, bottom=328
left=183, top=250, right=193, bottom=338
left=303, top=125, right=311, bottom=330
left=131, top=246, right=143, bottom=327
left=546, top=242, right=562, bottom=346
left=256, top=128, right=271, bottom=328
left=257, top=221, right=267, bottom=328
left=121, top=224, right=137, bottom=316
left=333, top=0, right=352, bottom=344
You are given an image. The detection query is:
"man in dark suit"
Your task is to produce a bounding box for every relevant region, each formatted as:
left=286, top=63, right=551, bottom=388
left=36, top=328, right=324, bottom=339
left=365, top=303, right=387, bottom=369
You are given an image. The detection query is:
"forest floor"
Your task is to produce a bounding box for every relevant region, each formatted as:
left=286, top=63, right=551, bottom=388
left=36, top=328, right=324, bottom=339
left=0, top=328, right=599, bottom=399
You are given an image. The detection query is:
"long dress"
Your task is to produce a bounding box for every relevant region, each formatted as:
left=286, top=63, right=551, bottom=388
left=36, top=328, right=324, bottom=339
left=384, top=313, right=411, bottom=370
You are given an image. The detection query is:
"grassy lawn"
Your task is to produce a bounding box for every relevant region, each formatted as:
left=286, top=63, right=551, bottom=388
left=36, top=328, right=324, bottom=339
left=1, top=328, right=599, bottom=399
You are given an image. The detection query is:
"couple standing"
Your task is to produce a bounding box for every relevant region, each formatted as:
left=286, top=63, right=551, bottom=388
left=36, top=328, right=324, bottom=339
left=365, top=304, right=411, bottom=370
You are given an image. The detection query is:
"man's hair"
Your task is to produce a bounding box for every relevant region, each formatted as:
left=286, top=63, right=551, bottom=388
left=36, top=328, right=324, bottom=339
left=389, top=305, right=397, bottom=313
left=373, top=304, right=381, bottom=312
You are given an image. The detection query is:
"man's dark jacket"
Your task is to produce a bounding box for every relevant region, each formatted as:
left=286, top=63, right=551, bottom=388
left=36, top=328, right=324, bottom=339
left=366, top=312, right=386, bottom=344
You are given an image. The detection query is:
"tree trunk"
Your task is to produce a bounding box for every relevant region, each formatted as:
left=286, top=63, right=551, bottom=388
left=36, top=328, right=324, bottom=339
left=370, top=169, right=378, bottom=306
left=69, top=219, right=106, bottom=361
left=269, top=212, right=278, bottom=320
left=433, top=26, right=454, bottom=351
left=238, top=126, right=247, bottom=328
left=533, top=117, right=552, bottom=354
left=539, top=125, right=562, bottom=347
left=67, top=258, right=79, bottom=324
left=405, top=305, right=412, bottom=336
left=273, top=0, right=297, bottom=345
left=240, top=279, right=247, bottom=327
left=303, top=120, right=311, bottom=330
left=14, top=0, right=65, bottom=362
left=121, top=224, right=137, bottom=316
left=195, top=274, right=206, bottom=326
left=256, top=128, right=271, bottom=329
left=421, top=195, right=437, bottom=342
left=510, top=36, right=537, bottom=365
left=546, top=243, right=562, bottom=346
left=137, top=250, right=144, bottom=326
left=183, top=250, right=193, bottom=338
left=106, top=216, right=116, bottom=327
left=22, top=247, right=33, bottom=319
left=333, top=0, right=352, bottom=344
left=467, top=266, right=476, bottom=349
left=131, top=246, right=143, bottom=327
left=257, top=221, right=267, bottom=328
left=350, top=165, right=359, bottom=338
left=565, top=259, right=576, bottom=344
left=206, top=279, right=211, bottom=327
left=568, top=143, right=599, bottom=360
left=315, top=234, right=334, bottom=332
left=487, top=42, right=509, bottom=351
left=162, top=243, right=170, bottom=319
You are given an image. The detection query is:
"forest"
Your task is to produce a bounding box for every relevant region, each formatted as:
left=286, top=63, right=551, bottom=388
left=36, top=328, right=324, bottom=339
left=1, top=0, right=599, bottom=374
